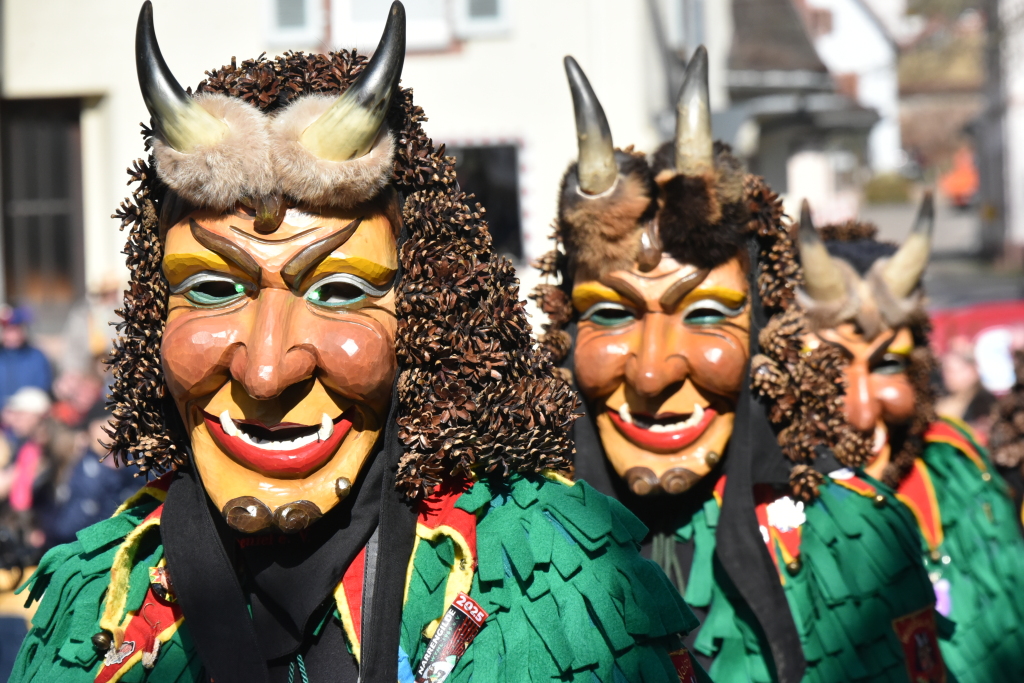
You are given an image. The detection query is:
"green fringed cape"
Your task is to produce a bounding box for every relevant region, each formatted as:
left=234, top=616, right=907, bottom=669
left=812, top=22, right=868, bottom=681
left=11, top=472, right=710, bottom=683
left=676, top=472, right=952, bottom=683
left=904, top=417, right=1024, bottom=683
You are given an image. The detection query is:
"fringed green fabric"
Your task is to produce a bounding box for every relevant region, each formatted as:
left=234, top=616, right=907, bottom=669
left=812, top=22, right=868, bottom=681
left=922, top=419, right=1024, bottom=683
left=400, top=474, right=711, bottom=682
left=677, top=476, right=946, bottom=683
left=8, top=487, right=182, bottom=682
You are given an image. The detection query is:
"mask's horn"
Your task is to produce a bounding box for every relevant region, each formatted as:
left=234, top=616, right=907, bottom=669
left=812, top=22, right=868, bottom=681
left=136, top=0, right=228, bottom=152
left=674, top=45, right=713, bottom=174
left=882, top=191, right=934, bottom=298
left=797, top=200, right=847, bottom=303
left=564, top=56, right=616, bottom=195
left=300, top=1, right=406, bottom=161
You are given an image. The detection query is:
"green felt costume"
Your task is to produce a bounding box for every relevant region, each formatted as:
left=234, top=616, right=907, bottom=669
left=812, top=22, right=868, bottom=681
left=12, top=474, right=711, bottom=683
left=909, top=418, right=1024, bottom=682
left=669, top=472, right=951, bottom=683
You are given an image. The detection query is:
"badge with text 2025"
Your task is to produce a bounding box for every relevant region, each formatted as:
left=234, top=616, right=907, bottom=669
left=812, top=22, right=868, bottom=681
left=415, top=593, right=488, bottom=683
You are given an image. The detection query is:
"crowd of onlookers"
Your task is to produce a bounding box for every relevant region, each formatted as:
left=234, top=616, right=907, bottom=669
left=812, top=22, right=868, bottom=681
left=0, top=305, right=137, bottom=576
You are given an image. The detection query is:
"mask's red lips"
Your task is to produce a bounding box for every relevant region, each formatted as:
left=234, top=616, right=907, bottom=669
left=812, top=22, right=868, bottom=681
left=202, top=407, right=355, bottom=476
left=607, top=405, right=717, bottom=453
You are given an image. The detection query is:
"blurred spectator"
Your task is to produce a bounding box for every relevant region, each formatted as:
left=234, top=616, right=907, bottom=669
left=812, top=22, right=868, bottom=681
left=936, top=336, right=997, bottom=442
left=0, top=307, right=52, bottom=410
left=938, top=147, right=979, bottom=209
left=50, top=368, right=104, bottom=429
left=991, top=342, right=1024, bottom=522
left=0, top=388, right=52, bottom=515
left=38, top=403, right=137, bottom=549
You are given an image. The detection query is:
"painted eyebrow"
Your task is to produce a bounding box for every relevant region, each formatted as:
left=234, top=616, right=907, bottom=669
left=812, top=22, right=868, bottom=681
left=659, top=268, right=711, bottom=311
left=281, top=217, right=362, bottom=290
left=599, top=274, right=646, bottom=307
left=868, top=331, right=900, bottom=367
left=189, top=219, right=262, bottom=283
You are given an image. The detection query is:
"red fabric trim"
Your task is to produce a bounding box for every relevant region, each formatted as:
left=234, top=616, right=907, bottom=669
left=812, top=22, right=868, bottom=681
left=145, top=472, right=175, bottom=493
left=896, top=459, right=943, bottom=553
left=925, top=420, right=985, bottom=472
left=341, top=545, right=367, bottom=644
left=417, top=480, right=478, bottom=564
left=94, top=585, right=183, bottom=683
left=753, top=485, right=802, bottom=572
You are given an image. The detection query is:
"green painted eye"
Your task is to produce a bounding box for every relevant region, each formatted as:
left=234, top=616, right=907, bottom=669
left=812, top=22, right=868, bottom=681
left=306, top=282, right=367, bottom=308
left=580, top=303, right=637, bottom=328
left=304, top=273, right=388, bottom=309
left=873, top=353, right=908, bottom=375
left=682, top=299, right=745, bottom=326
left=179, top=277, right=249, bottom=307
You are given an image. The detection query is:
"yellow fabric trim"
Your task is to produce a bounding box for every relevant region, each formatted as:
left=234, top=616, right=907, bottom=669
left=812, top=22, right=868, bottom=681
left=332, top=580, right=361, bottom=664
left=541, top=470, right=575, bottom=487
left=97, top=615, right=184, bottom=683
left=415, top=523, right=476, bottom=640
left=99, top=517, right=162, bottom=648
left=112, top=485, right=168, bottom=518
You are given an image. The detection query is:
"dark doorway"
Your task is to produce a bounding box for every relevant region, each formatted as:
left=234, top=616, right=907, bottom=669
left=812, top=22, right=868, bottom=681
left=1, top=98, right=85, bottom=331
left=448, top=144, right=523, bottom=261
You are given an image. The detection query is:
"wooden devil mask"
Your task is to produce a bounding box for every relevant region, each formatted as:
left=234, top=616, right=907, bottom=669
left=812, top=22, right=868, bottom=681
left=138, top=1, right=404, bottom=532
left=553, top=50, right=755, bottom=496
left=796, top=198, right=936, bottom=484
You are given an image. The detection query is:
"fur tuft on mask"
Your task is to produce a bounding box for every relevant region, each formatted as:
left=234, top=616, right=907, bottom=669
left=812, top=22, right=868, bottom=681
left=150, top=94, right=275, bottom=211
left=270, top=94, right=396, bottom=208
left=650, top=142, right=749, bottom=270
left=556, top=150, right=655, bottom=281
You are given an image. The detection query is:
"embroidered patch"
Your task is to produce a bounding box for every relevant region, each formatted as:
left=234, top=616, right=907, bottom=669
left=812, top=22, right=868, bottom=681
left=893, top=607, right=947, bottom=683
left=670, top=648, right=699, bottom=683
left=415, top=592, right=488, bottom=683
left=103, top=640, right=136, bottom=666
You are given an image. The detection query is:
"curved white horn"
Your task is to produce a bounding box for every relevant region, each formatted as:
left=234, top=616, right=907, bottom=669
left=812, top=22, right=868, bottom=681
left=797, top=200, right=847, bottom=303
left=136, top=1, right=227, bottom=152
left=300, top=1, right=406, bottom=161
left=564, top=56, right=617, bottom=195
left=882, top=191, right=934, bottom=298
left=674, top=46, right=713, bottom=174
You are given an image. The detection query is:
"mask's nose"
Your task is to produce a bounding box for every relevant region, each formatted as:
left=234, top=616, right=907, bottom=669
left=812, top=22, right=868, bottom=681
left=228, top=288, right=316, bottom=400
left=625, top=312, right=689, bottom=399
left=843, top=362, right=882, bottom=433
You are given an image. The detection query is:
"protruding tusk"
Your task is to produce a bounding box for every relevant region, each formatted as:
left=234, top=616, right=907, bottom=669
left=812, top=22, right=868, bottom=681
left=318, top=413, right=334, bottom=441
left=564, top=56, right=617, bottom=195
left=299, top=1, right=406, bottom=161
left=219, top=410, right=240, bottom=438
left=136, top=1, right=228, bottom=152
left=797, top=200, right=847, bottom=303
left=882, top=191, right=934, bottom=298
left=674, top=45, right=713, bottom=174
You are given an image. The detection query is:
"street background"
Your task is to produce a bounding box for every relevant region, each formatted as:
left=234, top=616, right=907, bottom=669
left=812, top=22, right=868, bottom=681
left=0, top=0, right=1023, bottom=674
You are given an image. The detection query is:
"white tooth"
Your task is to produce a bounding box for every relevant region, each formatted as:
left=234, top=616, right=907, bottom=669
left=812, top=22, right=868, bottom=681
left=220, top=411, right=240, bottom=437
left=618, top=404, right=633, bottom=424
left=872, top=425, right=887, bottom=454
left=319, top=413, right=334, bottom=441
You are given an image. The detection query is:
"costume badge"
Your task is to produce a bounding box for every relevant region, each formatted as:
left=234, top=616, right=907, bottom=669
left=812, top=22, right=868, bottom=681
left=148, top=564, right=176, bottom=603
left=892, top=607, right=947, bottom=683
left=669, top=648, right=699, bottom=683
left=103, top=640, right=136, bottom=666
left=415, top=592, right=488, bottom=683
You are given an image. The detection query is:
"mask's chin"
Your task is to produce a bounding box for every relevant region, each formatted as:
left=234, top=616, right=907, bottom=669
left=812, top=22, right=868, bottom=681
left=596, top=406, right=734, bottom=496
left=185, top=397, right=383, bottom=534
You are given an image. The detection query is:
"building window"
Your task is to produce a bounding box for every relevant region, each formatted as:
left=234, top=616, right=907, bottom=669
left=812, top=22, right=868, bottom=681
left=1, top=99, right=85, bottom=329
left=267, top=0, right=323, bottom=46
left=333, top=0, right=453, bottom=52
left=453, top=0, right=511, bottom=38
left=447, top=145, right=523, bottom=260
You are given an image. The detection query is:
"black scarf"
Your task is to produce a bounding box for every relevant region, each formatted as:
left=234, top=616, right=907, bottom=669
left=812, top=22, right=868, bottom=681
left=567, top=238, right=805, bottom=682
left=162, top=391, right=417, bottom=683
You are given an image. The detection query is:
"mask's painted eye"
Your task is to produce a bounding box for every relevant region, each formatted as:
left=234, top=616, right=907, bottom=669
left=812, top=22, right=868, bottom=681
left=304, top=273, right=390, bottom=309
left=682, top=299, right=745, bottom=326
left=172, top=273, right=250, bottom=308
left=873, top=353, right=909, bottom=375
left=580, top=302, right=637, bottom=327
